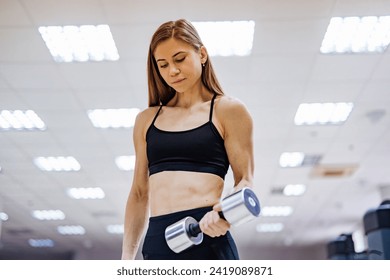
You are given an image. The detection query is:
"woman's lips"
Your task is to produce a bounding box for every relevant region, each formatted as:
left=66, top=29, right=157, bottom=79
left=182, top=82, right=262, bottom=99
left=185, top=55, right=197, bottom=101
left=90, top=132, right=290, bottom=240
left=171, top=78, right=185, bottom=84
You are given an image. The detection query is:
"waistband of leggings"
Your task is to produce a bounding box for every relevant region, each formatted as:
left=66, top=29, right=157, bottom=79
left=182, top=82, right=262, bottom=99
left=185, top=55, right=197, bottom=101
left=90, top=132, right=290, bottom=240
left=150, top=206, right=213, bottom=221
left=148, top=206, right=213, bottom=230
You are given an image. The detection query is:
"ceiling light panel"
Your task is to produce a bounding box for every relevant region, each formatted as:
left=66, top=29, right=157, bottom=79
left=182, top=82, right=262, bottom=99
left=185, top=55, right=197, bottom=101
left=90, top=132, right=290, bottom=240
left=294, top=103, right=353, bottom=125
left=57, top=225, right=86, bottom=235
left=0, top=110, right=46, bottom=131
left=115, top=155, right=136, bottom=171
left=28, top=239, right=54, bottom=248
left=32, top=210, right=65, bottom=221
left=256, top=223, right=284, bottom=233
left=320, top=16, right=390, bottom=54
left=279, top=152, right=322, bottom=168
left=67, top=187, right=105, bottom=200
left=0, top=212, right=9, bottom=221
left=34, top=156, right=81, bottom=172
left=279, top=152, right=304, bottom=167
left=261, top=206, right=293, bottom=217
left=39, top=24, right=120, bottom=62
left=193, top=21, right=255, bottom=56
left=283, top=184, right=306, bottom=196
left=87, top=108, right=140, bottom=129
left=106, top=224, right=124, bottom=234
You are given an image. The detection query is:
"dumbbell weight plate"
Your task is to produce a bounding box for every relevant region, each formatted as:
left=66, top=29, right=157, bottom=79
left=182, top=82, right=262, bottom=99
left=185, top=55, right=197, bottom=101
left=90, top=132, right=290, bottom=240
left=165, top=216, right=203, bottom=253
left=221, top=187, right=261, bottom=227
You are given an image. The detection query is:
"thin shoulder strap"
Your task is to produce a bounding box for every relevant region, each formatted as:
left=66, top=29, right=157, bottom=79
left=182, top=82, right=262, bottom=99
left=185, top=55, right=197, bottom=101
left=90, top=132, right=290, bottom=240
left=151, top=105, right=163, bottom=126
left=209, top=93, right=218, bottom=121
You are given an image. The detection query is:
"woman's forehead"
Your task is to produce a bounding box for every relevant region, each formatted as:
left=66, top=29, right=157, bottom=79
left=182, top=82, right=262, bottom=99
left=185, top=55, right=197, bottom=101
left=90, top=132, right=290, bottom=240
left=154, top=38, right=193, bottom=59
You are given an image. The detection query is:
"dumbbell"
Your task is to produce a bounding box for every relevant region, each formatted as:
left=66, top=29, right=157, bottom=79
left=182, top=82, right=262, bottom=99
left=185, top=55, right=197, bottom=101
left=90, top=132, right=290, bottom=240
left=165, top=187, right=260, bottom=253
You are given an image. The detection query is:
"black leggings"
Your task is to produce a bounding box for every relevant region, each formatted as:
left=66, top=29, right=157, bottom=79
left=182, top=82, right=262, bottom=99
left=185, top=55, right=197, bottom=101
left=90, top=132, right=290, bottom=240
left=142, top=206, right=239, bottom=260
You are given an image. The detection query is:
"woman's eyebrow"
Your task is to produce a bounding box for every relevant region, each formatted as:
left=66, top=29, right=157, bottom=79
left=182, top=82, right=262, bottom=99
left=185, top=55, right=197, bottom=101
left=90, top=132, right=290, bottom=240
left=156, top=51, right=187, bottom=62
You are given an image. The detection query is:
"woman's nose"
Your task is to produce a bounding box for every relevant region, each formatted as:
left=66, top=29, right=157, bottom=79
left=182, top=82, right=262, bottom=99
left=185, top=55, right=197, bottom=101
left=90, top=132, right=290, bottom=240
left=169, top=66, right=180, bottom=76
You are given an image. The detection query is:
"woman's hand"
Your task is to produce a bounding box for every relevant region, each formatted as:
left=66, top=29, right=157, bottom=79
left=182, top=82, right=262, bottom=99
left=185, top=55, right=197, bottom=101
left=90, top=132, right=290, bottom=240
left=199, top=203, right=230, bottom=237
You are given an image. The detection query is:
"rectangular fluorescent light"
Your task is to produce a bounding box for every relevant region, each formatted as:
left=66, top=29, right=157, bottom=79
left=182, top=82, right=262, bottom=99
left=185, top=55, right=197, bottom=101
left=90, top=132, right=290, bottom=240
left=283, top=184, right=306, bottom=196
left=0, top=110, right=46, bottom=131
left=67, top=187, right=105, bottom=199
left=106, top=224, right=124, bottom=234
left=0, top=212, right=9, bottom=221
left=32, top=210, right=65, bottom=220
left=294, top=102, right=353, bottom=125
left=256, top=223, right=284, bottom=233
left=87, top=108, right=140, bottom=129
left=193, top=21, right=255, bottom=56
left=279, top=152, right=321, bottom=168
left=38, top=24, right=120, bottom=62
left=261, top=206, right=293, bottom=217
left=279, top=152, right=304, bottom=167
left=321, top=16, right=390, bottom=54
left=34, top=156, right=81, bottom=171
left=57, top=225, right=86, bottom=235
left=28, top=239, right=54, bottom=248
left=115, top=155, right=136, bottom=171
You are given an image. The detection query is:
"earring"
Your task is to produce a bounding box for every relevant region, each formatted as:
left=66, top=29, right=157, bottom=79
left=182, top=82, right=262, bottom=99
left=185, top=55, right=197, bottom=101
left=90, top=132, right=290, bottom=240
left=202, top=63, right=205, bottom=67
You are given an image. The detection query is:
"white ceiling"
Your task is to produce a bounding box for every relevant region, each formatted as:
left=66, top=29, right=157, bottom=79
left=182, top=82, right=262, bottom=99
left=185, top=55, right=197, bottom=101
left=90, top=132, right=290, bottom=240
left=0, top=0, right=390, bottom=260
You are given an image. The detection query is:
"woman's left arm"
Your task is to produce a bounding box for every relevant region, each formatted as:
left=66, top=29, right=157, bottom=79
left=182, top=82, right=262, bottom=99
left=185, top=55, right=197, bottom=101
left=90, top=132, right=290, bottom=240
left=199, top=96, right=255, bottom=237
left=221, top=96, right=254, bottom=191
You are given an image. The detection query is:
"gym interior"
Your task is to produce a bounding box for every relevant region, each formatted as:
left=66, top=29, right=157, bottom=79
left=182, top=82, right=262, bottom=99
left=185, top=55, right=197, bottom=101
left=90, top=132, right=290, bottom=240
left=0, top=0, right=389, bottom=260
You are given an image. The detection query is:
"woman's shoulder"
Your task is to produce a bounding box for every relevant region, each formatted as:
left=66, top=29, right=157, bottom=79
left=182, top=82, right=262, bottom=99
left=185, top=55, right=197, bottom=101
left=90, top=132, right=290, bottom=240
left=215, top=95, right=249, bottom=116
left=134, top=106, right=161, bottom=130
left=137, top=106, right=160, bottom=119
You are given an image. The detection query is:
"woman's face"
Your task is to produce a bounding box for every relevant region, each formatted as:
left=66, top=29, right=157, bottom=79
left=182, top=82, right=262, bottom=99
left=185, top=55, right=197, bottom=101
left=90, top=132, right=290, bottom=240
left=154, top=37, right=206, bottom=93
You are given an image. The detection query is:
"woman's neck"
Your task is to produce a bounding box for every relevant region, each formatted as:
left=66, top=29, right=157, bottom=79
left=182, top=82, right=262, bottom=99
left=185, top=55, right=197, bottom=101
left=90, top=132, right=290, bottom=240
left=169, top=85, right=212, bottom=108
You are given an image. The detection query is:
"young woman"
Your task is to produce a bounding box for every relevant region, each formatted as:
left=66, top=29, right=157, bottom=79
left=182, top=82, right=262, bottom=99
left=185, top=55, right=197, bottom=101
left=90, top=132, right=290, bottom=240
left=121, top=19, right=254, bottom=260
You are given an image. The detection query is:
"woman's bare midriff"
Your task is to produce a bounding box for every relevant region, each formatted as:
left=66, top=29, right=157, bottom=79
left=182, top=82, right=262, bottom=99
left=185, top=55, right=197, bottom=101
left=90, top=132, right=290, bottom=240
left=148, top=171, right=224, bottom=217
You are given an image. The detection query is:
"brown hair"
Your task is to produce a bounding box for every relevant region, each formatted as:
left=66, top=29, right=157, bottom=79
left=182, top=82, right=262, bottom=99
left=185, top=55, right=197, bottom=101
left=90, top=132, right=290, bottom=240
left=147, top=19, right=224, bottom=106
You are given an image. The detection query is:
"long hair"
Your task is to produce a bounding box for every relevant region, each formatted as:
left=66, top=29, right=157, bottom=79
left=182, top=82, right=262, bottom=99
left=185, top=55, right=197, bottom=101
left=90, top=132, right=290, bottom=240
left=147, top=19, right=224, bottom=106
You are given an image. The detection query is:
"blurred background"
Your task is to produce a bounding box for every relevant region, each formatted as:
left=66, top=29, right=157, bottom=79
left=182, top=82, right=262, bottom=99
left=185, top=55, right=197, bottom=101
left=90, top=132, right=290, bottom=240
left=0, top=0, right=390, bottom=260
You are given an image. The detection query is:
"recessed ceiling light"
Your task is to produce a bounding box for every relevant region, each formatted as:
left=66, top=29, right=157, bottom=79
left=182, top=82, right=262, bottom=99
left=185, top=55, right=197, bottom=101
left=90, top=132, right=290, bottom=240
left=38, top=24, right=120, bottom=62
left=320, top=16, right=390, bottom=54
left=261, top=206, right=293, bottom=217
left=283, top=184, right=306, bottom=196
left=279, top=152, right=304, bottom=167
left=57, top=225, right=86, bottom=235
left=193, top=21, right=255, bottom=56
left=0, top=110, right=46, bottom=131
left=0, top=212, right=9, bottom=221
left=115, top=155, right=136, bottom=171
left=67, top=187, right=105, bottom=200
left=279, top=152, right=322, bottom=168
left=256, top=223, right=284, bottom=233
left=106, top=224, right=124, bottom=234
left=34, top=156, right=81, bottom=172
left=294, top=102, right=353, bottom=125
left=32, top=210, right=65, bottom=221
left=87, top=108, right=140, bottom=129
left=28, top=239, right=54, bottom=248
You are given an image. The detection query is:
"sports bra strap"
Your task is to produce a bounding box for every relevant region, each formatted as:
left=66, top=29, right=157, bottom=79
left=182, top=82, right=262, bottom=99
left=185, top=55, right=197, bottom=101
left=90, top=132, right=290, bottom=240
left=209, top=94, right=218, bottom=121
left=151, top=105, right=163, bottom=126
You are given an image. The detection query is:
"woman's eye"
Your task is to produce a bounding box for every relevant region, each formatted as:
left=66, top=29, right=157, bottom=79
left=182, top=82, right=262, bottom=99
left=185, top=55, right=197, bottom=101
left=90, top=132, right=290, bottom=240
left=175, top=56, right=185, bottom=62
left=159, top=64, right=168, bottom=69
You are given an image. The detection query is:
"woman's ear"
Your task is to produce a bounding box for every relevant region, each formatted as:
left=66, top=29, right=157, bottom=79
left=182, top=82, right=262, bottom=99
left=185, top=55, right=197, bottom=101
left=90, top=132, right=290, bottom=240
left=200, top=46, right=208, bottom=64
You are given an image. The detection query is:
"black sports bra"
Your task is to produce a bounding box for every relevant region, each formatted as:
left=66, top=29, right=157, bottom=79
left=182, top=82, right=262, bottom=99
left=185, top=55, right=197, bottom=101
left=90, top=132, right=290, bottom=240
left=146, top=94, right=229, bottom=179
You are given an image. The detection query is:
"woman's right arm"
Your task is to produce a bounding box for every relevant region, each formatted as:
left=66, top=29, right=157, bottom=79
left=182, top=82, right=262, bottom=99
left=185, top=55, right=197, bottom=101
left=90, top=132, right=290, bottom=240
left=121, top=110, right=151, bottom=260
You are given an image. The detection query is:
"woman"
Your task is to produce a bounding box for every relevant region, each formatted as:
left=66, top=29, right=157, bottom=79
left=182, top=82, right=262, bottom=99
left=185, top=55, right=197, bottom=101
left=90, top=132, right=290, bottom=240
left=121, top=19, right=254, bottom=260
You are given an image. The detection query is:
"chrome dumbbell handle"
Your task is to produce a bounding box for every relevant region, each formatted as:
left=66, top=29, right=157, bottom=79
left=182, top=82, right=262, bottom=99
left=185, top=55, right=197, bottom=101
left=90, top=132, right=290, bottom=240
left=187, top=211, right=226, bottom=237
